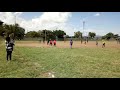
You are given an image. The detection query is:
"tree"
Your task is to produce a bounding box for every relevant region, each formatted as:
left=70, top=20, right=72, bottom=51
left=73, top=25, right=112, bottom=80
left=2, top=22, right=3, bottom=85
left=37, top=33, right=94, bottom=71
left=12, top=24, right=25, bottom=40
left=53, top=30, right=66, bottom=38
left=74, top=31, right=83, bottom=43
left=74, top=31, right=82, bottom=39
left=102, top=32, right=114, bottom=40
left=2, top=23, right=25, bottom=40
left=26, top=31, right=40, bottom=38
left=66, top=35, right=70, bottom=38
left=0, top=20, right=4, bottom=37
left=3, top=24, right=13, bottom=35
left=38, top=30, right=43, bottom=37
left=102, top=36, right=106, bottom=39
left=46, top=30, right=55, bottom=40
left=37, top=30, right=55, bottom=43
left=0, top=20, right=3, bottom=25
left=114, top=34, right=119, bottom=39
left=106, top=32, right=114, bottom=40
left=0, top=25, right=5, bottom=37
left=41, top=30, right=53, bottom=40
left=88, top=32, right=96, bottom=39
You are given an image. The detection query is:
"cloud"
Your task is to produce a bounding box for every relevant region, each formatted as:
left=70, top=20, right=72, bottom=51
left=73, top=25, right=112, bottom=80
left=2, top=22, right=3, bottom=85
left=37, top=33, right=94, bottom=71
left=0, top=12, right=72, bottom=34
left=22, top=12, right=72, bottom=33
left=94, top=13, right=100, bottom=16
left=0, top=12, right=107, bottom=36
left=14, top=12, right=23, bottom=16
left=40, top=12, right=72, bottom=23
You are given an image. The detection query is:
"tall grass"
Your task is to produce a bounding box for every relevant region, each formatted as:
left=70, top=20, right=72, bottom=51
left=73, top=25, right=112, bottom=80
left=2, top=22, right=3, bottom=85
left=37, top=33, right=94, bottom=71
left=0, top=41, right=120, bottom=78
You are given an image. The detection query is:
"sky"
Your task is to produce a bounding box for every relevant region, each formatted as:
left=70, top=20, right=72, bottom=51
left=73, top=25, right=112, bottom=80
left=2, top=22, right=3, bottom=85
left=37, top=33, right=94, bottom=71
left=0, top=12, right=120, bottom=36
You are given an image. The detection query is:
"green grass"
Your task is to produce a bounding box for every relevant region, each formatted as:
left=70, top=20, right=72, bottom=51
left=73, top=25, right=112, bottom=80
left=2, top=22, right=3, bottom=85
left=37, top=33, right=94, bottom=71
left=0, top=41, right=120, bottom=78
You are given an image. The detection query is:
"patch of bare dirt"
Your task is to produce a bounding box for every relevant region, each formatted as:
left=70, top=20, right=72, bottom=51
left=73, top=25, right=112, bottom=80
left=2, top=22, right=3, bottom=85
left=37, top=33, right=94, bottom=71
left=16, top=41, right=120, bottom=49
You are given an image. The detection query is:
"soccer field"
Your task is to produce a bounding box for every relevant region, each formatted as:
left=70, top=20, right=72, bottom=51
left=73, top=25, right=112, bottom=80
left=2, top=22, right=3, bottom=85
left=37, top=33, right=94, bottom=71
left=0, top=41, right=120, bottom=78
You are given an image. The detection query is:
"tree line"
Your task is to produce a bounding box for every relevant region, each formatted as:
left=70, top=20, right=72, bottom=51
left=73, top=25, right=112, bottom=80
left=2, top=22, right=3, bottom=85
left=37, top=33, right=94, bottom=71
left=0, top=23, right=66, bottom=40
left=25, top=29, right=66, bottom=41
left=74, top=31, right=120, bottom=40
left=0, top=22, right=120, bottom=41
left=0, top=23, right=25, bottom=40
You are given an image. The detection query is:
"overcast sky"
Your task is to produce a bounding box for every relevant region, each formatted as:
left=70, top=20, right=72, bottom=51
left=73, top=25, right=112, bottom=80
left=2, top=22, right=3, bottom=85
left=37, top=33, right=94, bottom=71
left=0, top=12, right=120, bottom=36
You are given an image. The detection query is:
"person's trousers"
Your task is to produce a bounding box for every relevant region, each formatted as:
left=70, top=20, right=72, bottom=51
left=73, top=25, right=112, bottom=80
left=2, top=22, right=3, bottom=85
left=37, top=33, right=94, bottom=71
left=70, top=44, right=72, bottom=48
left=7, top=51, right=12, bottom=60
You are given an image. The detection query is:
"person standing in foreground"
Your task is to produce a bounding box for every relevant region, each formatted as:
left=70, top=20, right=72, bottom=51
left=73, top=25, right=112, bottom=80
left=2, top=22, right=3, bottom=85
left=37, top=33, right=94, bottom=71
left=5, top=35, right=14, bottom=61
left=70, top=39, right=73, bottom=49
left=10, top=39, right=15, bottom=51
left=6, top=41, right=13, bottom=61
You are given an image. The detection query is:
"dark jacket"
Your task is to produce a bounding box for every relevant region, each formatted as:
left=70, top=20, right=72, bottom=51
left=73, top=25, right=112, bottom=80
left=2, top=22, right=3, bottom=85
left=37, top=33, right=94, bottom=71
left=6, top=42, right=13, bottom=51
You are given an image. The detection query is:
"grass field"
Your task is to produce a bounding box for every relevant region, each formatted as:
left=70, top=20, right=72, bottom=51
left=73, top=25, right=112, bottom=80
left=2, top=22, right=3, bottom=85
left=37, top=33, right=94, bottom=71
left=0, top=40, right=120, bottom=78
